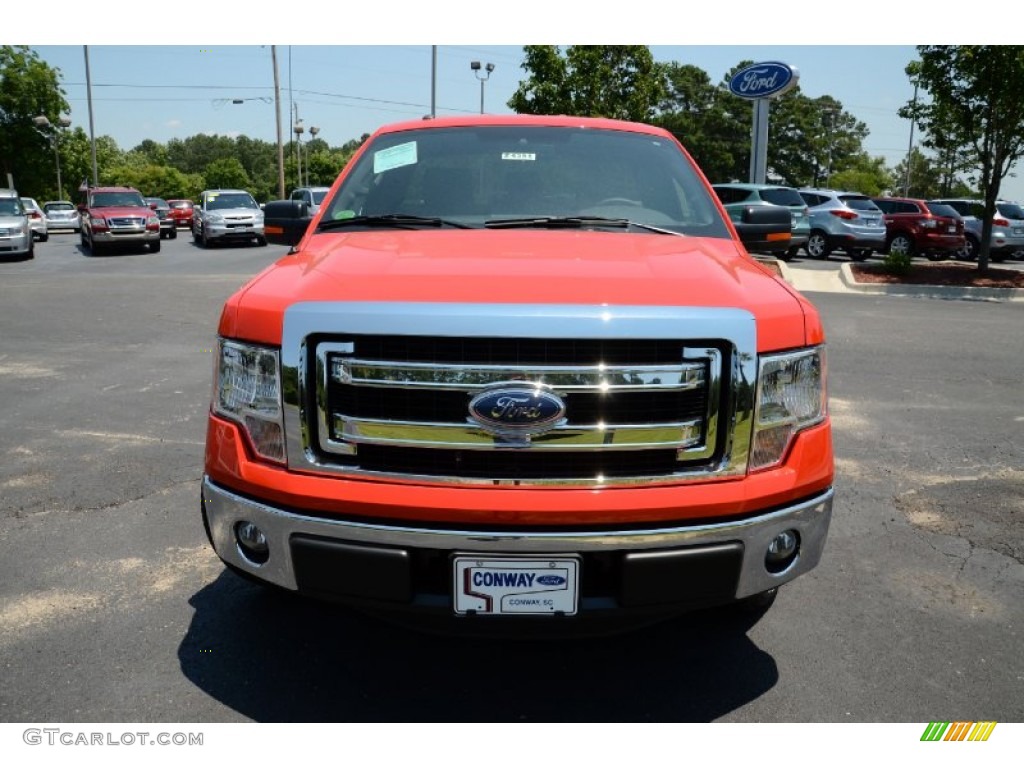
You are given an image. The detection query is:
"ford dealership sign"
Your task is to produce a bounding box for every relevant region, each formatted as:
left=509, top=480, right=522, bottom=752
left=728, top=62, right=799, bottom=100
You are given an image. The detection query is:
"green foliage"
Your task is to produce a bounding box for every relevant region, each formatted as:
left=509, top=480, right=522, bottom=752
left=883, top=248, right=913, bottom=276
left=828, top=155, right=891, bottom=196
left=204, top=157, right=250, bottom=190
left=652, top=57, right=875, bottom=189
left=0, top=46, right=71, bottom=198
left=100, top=163, right=201, bottom=200
left=510, top=46, right=666, bottom=122
left=905, top=46, right=1024, bottom=270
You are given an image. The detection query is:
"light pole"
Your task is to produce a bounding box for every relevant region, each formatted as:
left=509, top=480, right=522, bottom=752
left=33, top=114, right=71, bottom=200
left=470, top=61, right=494, bottom=114
left=307, top=126, right=319, bottom=187
left=293, top=114, right=304, bottom=191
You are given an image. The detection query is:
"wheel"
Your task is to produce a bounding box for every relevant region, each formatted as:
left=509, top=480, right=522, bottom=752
left=39, top=233, right=49, bottom=243
left=991, top=250, right=1006, bottom=263
left=771, top=250, right=792, bottom=262
left=168, top=228, right=177, bottom=240
left=255, top=236, right=267, bottom=247
left=192, top=225, right=200, bottom=243
left=958, top=236, right=979, bottom=261
left=805, top=230, right=831, bottom=259
left=787, top=245, right=802, bottom=259
left=149, top=238, right=161, bottom=253
left=887, top=233, right=915, bottom=259
left=849, top=249, right=871, bottom=262
left=200, top=227, right=210, bottom=248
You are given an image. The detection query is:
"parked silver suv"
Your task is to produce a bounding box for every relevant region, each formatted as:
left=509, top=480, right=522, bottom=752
left=928, top=198, right=1024, bottom=262
left=798, top=188, right=887, bottom=261
left=289, top=186, right=331, bottom=216
left=0, top=189, right=33, bottom=259
left=193, top=189, right=266, bottom=248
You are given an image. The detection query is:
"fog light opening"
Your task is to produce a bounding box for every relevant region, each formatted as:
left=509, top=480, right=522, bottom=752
left=765, top=529, right=800, bottom=574
left=235, top=521, right=270, bottom=565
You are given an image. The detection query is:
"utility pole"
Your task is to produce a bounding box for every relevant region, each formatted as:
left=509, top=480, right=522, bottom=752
left=903, top=81, right=919, bottom=197
left=83, top=46, right=99, bottom=186
left=272, top=46, right=285, bottom=199
left=431, top=46, right=437, bottom=118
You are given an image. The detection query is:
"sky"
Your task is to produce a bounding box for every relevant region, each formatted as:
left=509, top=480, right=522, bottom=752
left=21, top=6, right=1024, bottom=198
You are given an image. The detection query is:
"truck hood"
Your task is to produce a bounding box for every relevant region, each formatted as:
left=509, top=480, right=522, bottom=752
left=227, top=230, right=817, bottom=350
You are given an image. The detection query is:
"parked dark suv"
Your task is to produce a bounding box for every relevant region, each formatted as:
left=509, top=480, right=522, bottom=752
left=870, top=197, right=964, bottom=261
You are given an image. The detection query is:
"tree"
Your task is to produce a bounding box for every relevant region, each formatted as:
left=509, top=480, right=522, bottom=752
left=510, top=46, right=666, bottom=122
left=0, top=46, right=70, bottom=199
left=204, top=157, right=250, bottom=191
left=903, top=46, right=1024, bottom=271
left=654, top=63, right=748, bottom=182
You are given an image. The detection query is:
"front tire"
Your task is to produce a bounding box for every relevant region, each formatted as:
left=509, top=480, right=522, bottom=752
left=849, top=249, right=871, bottom=262
left=806, top=231, right=831, bottom=260
left=255, top=236, right=267, bottom=247
left=168, top=228, right=177, bottom=240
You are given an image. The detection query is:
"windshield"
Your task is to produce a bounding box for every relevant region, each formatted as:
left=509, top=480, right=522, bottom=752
left=0, top=199, right=25, bottom=215
left=91, top=191, right=146, bottom=208
left=926, top=203, right=959, bottom=218
left=169, top=201, right=192, bottom=209
left=206, top=193, right=258, bottom=211
left=321, top=125, right=729, bottom=237
left=996, top=202, right=1024, bottom=220
left=839, top=195, right=881, bottom=212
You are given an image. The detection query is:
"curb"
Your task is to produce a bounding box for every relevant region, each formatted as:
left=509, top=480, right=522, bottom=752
left=837, top=263, right=1024, bottom=302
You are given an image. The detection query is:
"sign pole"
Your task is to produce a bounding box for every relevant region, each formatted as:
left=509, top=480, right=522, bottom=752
left=749, top=99, right=769, bottom=184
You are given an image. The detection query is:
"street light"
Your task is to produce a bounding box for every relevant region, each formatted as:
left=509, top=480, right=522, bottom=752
left=33, top=114, right=72, bottom=200
left=470, top=61, right=495, bottom=114
left=293, top=117, right=304, bottom=191
left=307, top=126, right=320, bottom=187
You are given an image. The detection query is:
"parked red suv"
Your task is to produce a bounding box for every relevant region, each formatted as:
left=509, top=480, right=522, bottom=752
left=871, top=197, right=965, bottom=261
left=166, top=199, right=194, bottom=229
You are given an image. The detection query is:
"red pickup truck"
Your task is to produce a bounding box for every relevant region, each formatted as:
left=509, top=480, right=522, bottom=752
left=202, top=115, right=833, bottom=631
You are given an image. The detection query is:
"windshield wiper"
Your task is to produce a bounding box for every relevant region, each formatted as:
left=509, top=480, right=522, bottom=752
left=484, top=216, right=684, bottom=236
left=318, top=214, right=472, bottom=231
left=485, top=216, right=630, bottom=229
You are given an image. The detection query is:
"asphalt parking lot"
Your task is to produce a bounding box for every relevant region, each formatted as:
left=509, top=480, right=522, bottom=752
left=1, top=232, right=1022, bottom=722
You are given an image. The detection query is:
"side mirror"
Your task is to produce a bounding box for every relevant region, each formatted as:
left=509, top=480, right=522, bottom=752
left=733, top=205, right=792, bottom=252
left=263, top=200, right=312, bottom=246
left=149, top=202, right=158, bottom=210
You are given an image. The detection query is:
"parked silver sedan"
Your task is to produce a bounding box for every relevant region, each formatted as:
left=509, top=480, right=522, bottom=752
left=43, top=200, right=81, bottom=233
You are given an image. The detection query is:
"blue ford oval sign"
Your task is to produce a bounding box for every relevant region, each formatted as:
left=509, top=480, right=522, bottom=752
left=468, top=384, right=566, bottom=435
left=536, top=575, right=567, bottom=587
left=728, top=62, right=799, bottom=100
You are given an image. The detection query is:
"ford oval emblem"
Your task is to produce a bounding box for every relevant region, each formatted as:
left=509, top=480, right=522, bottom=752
left=468, top=384, right=566, bottom=435
left=536, top=575, right=566, bottom=587
left=728, top=62, right=799, bottom=100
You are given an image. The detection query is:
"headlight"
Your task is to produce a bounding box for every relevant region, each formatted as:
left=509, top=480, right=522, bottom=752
left=750, top=346, right=827, bottom=471
left=206, top=213, right=224, bottom=224
left=213, top=339, right=286, bottom=463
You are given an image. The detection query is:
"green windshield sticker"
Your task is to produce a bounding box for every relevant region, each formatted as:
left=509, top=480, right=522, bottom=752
left=373, top=141, right=418, bottom=173
left=332, top=209, right=356, bottom=220
left=501, top=152, right=536, bottom=161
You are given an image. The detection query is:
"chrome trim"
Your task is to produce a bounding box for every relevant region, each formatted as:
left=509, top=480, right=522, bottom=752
left=202, top=477, right=833, bottom=600
left=331, top=414, right=702, bottom=451
left=280, top=302, right=757, bottom=487
left=332, top=359, right=706, bottom=392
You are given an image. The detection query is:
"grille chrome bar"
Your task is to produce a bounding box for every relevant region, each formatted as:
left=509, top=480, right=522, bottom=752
left=332, top=358, right=705, bottom=392
left=332, top=414, right=702, bottom=451
left=280, top=302, right=758, bottom=487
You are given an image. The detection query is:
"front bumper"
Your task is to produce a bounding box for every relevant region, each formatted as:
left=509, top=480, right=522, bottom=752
left=91, top=230, right=160, bottom=244
left=0, top=232, right=31, bottom=254
left=201, top=476, right=833, bottom=616
left=205, top=223, right=264, bottom=241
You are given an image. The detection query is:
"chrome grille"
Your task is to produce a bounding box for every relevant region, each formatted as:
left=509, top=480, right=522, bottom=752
left=281, top=302, right=757, bottom=487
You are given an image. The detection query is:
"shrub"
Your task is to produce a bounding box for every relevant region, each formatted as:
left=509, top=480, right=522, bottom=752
left=883, top=249, right=912, bottom=276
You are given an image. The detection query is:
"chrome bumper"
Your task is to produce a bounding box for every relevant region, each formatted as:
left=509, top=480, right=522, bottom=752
left=202, top=477, right=833, bottom=603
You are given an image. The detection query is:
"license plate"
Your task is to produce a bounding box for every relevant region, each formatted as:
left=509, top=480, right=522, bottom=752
left=453, top=556, right=580, bottom=616
left=866, top=218, right=880, bottom=226
left=1014, top=228, right=1024, bottom=235
left=948, top=226, right=957, bottom=233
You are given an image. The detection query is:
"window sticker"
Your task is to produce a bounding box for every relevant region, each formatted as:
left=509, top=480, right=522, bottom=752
left=501, top=152, right=536, bottom=161
left=332, top=209, right=356, bottom=220
left=373, top=141, right=418, bottom=173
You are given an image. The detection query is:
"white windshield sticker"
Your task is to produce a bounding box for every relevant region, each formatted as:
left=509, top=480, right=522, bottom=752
left=374, top=141, right=418, bottom=173
left=501, top=152, right=536, bottom=161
